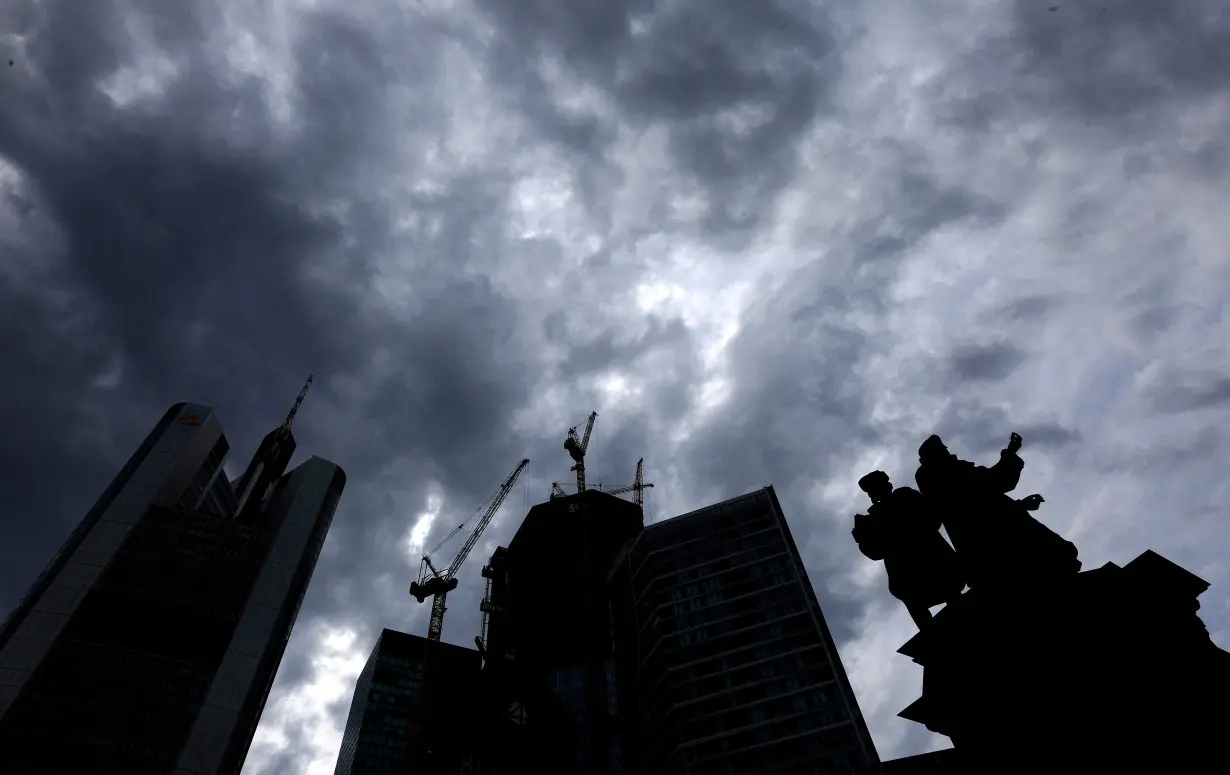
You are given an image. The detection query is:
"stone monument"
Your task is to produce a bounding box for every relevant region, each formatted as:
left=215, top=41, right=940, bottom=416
left=854, top=432, right=1230, bottom=771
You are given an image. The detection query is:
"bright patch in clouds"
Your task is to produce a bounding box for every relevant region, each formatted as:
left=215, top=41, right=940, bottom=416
left=634, top=280, right=687, bottom=316
left=97, top=56, right=180, bottom=107
left=90, top=355, right=125, bottom=390
left=406, top=488, right=445, bottom=557
left=246, top=625, right=368, bottom=774
left=598, top=372, right=641, bottom=403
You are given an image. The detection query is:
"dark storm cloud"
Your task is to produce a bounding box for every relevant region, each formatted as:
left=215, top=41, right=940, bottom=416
left=1146, top=371, right=1230, bottom=415
left=926, top=400, right=1081, bottom=461
left=989, top=294, right=1061, bottom=324
left=0, top=0, right=538, bottom=633
left=1015, top=422, right=1081, bottom=449
left=1009, top=2, right=1230, bottom=119
left=947, top=341, right=1028, bottom=383
left=1090, top=427, right=1226, bottom=476
left=1119, top=272, right=1184, bottom=345
left=547, top=314, right=693, bottom=376
left=2, top=5, right=354, bottom=605
left=473, top=0, right=845, bottom=243
left=933, top=1, right=1230, bottom=157
left=794, top=141, right=1010, bottom=272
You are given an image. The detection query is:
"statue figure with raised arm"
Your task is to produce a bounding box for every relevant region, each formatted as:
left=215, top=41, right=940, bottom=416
left=914, top=431, right=1080, bottom=594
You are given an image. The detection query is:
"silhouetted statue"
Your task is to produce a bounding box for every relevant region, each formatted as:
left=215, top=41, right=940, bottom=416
left=852, top=471, right=965, bottom=630
left=915, top=432, right=1079, bottom=593
left=885, top=432, right=1230, bottom=771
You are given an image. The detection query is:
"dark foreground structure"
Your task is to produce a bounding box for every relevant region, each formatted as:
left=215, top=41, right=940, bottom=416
left=332, top=626, right=579, bottom=775
left=347, top=486, right=884, bottom=773
left=0, top=399, right=346, bottom=775
left=853, top=431, right=1230, bottom=772
left=612, top=488, right=879, bottom=774
left=334, top=629, right=480, bottom=774
left=898, top=549, right=1230, bottom=771
left=475, top=486, right=879, bottom=774
left=855, top=748, right=965, bottom=775
left=483, top=488, right=644, bottom=773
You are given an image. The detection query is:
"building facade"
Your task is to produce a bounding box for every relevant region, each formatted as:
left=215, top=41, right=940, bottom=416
left=0, top=401, right=345, bottom=775
left=333, top=626, right=576, bottom=775
left=610, top=487, right=880, bottom=774
left=482, top=489, right=644, bottom=774
left=334, top=628, right=480, bottom=775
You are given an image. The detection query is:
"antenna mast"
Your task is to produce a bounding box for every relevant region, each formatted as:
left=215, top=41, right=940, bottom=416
left=281, top=375, right=313, bottom=434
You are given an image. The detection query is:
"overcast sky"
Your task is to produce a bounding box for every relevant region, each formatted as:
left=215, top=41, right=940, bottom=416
left=3, top=0, right=1229, bottom=771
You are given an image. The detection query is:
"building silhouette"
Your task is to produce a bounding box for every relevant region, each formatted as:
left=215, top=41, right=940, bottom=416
left=856, top=748, right=965, bottom=774
left=332, top=626, right=578, bottom=775
left=610, top=487, right=879, bottom=774
left=462, top=486, right=878, bottom=774
left=482, top=489, right=644, bottom=773
left=334, top=629, right=483, bottom=775
left=331, top=491, right=640, bottom=775
left=0, top=400, right=345, bottom=775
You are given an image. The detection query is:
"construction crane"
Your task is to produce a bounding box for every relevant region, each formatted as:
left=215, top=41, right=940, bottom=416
left=550, top=458, right=653, bottom=507
left=592, top=459, right=653, bottom=506
left=627, top=457, right=653, bottom=510
left=633, top=457, right=649, bottom=509
left=409, top=458, right=530, bottom=642
left=564, top=410, right=598, bottom=493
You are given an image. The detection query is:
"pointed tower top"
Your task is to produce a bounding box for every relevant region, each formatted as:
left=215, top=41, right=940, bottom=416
left=280, top=374, right=313, bottom=434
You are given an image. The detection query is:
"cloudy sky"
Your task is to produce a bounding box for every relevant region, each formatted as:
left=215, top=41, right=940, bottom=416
left=3, top=0, right=1229, bottom=771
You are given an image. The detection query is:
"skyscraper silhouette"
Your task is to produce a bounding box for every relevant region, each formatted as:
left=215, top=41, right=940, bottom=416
left=0, top=399, right=345, bottom=774
left=610, top=487, right=879, bottom=774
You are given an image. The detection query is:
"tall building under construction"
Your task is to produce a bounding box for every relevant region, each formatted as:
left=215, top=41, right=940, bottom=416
left=472, top=485, right=879, bottom=774
left=481, top=489, right=645, bottom=773
left=332, top=395, right=876, bottom=775
left=0, top=391, right=345, bottom=775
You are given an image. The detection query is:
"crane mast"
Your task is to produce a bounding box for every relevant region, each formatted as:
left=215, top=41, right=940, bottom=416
left=564, top=411, right=598, bottom=493
left=550, top=457, right=653, bottom=507
left=633, top=457, right=648, bottom=509
left=409, top=458, right=530, bottom=642
left=590, top=458, right=653, bottom=504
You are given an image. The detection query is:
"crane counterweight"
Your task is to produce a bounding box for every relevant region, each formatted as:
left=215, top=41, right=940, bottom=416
left=565, top=411, right=598, bottom=493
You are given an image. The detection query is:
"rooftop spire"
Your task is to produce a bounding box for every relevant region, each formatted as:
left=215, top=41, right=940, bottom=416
left=281, top=374, right=313, bottom=434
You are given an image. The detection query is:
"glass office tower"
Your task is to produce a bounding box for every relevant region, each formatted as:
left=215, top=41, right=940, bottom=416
left=0, top=401, right=345, bottom=775
left=611, top=487, right=880, bottom=775
left=334, top=628, right=484, bottom=775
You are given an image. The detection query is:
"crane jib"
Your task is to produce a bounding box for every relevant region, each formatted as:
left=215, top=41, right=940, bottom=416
left=411, top=458, right=530, bottom=643
left=444, top=458, right=530, bottom=580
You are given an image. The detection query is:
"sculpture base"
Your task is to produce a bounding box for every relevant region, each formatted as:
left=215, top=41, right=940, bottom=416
left=897, top=550, right=1230, bottom=770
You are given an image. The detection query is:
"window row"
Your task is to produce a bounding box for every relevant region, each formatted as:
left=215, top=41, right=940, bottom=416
left=631, top=509, right=776, bottom=580
left=635, top=527, right=783, bottom=601
left=672, top=713, right=859, bottom=771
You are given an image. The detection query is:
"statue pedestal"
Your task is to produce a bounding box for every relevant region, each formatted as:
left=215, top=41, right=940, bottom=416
left=897, top=550, right=1230, bottom=770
